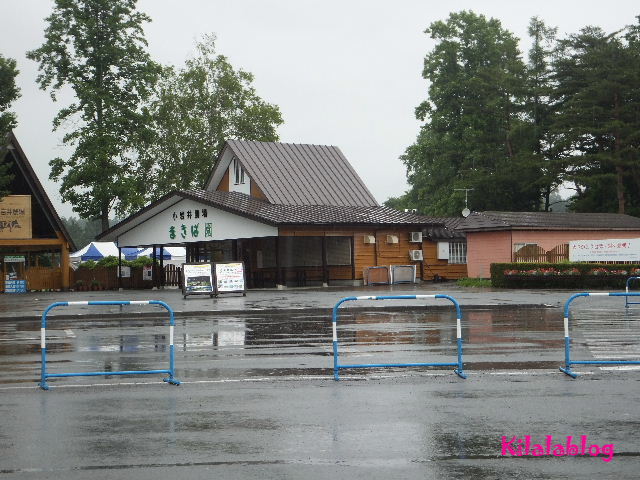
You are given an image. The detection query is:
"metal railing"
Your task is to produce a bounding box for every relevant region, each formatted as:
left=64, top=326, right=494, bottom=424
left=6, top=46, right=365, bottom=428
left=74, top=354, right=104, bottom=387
left=625, top=277, right=640, bottom=308
left=39, top=300, right=181, bottom=390
left=559, top=292, right=640, bottom=378
left=331, top=294, right=466, bottom=380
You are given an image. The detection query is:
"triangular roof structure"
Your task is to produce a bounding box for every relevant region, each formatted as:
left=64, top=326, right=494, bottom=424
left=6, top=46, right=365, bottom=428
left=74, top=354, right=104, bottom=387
left=2, top=132, right=76, bottom=250
left=204, top=140, right=379, bottom=207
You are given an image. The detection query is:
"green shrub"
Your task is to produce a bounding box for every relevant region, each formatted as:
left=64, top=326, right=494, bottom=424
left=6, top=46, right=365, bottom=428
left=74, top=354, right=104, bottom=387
left=129, top=256, right=154, bottom=268
left=491, top=262, right=640, bottom=289
left=457, top=278, right=492, bottom=288
left=96, top=255, right=130, bottom=268
left=78, top=260, right=97, bottom=269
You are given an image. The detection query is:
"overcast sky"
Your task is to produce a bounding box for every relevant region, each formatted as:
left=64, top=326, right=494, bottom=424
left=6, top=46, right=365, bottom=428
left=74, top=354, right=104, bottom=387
left=2, top=1, right=639, bottom=218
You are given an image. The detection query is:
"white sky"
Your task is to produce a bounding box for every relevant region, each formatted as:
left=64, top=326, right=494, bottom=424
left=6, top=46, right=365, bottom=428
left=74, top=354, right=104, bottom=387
left=2, top=0, right=639, bottom=218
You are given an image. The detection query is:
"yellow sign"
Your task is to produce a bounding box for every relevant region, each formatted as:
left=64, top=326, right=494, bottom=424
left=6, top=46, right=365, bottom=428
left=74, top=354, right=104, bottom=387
left=0, top=195, right=32, bottom=239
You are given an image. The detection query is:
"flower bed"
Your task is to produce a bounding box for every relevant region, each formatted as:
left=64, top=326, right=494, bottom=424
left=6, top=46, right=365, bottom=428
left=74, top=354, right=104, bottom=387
left=491, top=263, right=640, bottom=289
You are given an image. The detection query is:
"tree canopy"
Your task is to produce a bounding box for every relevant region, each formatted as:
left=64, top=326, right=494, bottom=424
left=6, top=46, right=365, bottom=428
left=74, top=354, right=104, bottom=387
left=140, top=35, right=283, bottom=202
left=27, top=0, right=161, bottom=230
left=0, top=53, right=19, bottom=197
left=395, top=12, right=640, bottom=216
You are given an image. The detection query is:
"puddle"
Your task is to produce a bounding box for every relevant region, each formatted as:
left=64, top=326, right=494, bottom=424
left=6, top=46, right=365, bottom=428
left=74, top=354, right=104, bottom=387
left=1, top=306, right=640, bottom=385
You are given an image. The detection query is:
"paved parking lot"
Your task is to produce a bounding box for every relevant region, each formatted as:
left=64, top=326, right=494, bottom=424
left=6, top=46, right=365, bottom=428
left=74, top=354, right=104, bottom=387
left=1, top=285, right=639, bottom=479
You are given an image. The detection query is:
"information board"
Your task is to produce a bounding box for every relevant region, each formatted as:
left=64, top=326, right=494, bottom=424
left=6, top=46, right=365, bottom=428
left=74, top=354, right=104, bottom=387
left=182, top=263, right=215, bottom=298
left=214, top=261, right=246, bottom=295
left=569, top=238, right=640, bottom=262
left=0, top=196, right=32, bottom=240
left=5, top=279, right=27, bottom=293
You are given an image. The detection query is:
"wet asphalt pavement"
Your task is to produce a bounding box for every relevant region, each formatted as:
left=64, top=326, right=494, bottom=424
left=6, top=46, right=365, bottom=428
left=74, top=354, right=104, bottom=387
left=1, top=284, right=640, bottom=478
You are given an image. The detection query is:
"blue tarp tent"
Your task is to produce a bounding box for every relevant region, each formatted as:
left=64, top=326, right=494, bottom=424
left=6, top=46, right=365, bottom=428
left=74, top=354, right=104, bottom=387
left=70, top=242, right=140, bottom=263
left=127, top=247, right=185, bottom=262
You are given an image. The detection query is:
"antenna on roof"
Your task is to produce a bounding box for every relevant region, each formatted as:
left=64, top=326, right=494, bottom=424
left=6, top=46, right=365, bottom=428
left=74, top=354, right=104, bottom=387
left=454, top=188, right=474, bottom=217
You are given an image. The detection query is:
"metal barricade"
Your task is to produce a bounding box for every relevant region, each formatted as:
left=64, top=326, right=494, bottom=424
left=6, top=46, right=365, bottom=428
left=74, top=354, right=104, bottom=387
left=331, top=294, right=466, bottom=380
left=626, top=277, right=640, bottom=308
left=559, top=292, right=640, bottom=378
left=39, top=300, right=181, bottom=390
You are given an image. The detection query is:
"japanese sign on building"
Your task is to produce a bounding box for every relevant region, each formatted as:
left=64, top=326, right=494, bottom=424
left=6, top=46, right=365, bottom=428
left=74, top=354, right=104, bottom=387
left=168, top=207, right=213, bottom=242
left=0, top=195, right=32, bottom=240
left=569, top=238, right=640, bottom=262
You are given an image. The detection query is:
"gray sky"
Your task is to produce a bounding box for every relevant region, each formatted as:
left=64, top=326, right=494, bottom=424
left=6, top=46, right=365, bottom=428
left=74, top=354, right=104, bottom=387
left=3, top=0, right=639, bottom=218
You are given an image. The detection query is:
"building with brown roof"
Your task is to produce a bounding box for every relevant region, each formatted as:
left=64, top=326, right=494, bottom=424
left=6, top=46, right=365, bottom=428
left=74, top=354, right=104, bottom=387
left=457, top=211, right=640, bottom=278
left=99, top=140, right=460, bottom=287
left=1, top=132, right=76, bottom=292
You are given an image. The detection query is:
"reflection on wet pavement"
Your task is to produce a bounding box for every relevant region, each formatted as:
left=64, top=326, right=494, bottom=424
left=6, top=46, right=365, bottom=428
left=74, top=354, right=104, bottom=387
left=1, top=305, right=640, bottom=385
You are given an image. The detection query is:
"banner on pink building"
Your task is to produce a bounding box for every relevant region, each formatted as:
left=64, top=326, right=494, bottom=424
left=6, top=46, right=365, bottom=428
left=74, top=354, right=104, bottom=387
left=569, top=238, right=640, bottom=262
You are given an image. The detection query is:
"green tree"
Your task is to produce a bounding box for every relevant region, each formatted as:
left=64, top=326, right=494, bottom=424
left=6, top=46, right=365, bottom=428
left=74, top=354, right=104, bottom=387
left=551, top=21, right=640, bottom=215
left=61, top=216, right=108, bottom=248
left=27, top=0, right=161, bottom=230
left=401, top=11, right=539, bottom=216
left=524, top=17, right=562, bottom=211
left=140, top=35, right=283, bottom=200
left=0, top=53, right=20, bottom=197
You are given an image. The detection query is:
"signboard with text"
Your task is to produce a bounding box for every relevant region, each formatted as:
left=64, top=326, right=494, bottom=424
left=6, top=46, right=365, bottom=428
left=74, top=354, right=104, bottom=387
left=168, top=207, right=213, bottom=242
left=0, top=195, right=32, bottom=240
left=569, top=238, right=640, bottom=262
left=214, top=262, right=246, bottom=295
left=182, top=263, right=215, bottom=298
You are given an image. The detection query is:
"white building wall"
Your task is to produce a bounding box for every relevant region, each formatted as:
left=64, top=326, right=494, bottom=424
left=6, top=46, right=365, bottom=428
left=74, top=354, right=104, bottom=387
left=117, top=198, right=277, bottom=246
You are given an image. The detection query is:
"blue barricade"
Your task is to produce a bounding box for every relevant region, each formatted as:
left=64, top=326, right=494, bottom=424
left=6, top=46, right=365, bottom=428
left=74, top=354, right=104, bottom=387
left=560, top=292, right=640, bottom=378
left=332, top=294, right=466, bottom=380
left=625, top=277, right=640, bottom=308
left=39, top=300, right=181, bottom=390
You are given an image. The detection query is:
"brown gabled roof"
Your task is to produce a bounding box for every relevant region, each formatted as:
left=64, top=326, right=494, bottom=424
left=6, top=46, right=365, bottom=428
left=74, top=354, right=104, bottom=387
left=206, top=140, right=379, bottom=207
left=98, top=189, right=442, bottom=242
left=184, top=190, right=434, bottom=225
left=456, top=211, right=640, bottom=232
left=3, top=132, right=76, bottom=250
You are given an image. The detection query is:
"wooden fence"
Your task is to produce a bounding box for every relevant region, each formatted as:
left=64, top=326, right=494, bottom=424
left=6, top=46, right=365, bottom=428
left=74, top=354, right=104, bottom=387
left=71, top=265, right=183, bottom=290
left=514, top=243, right=569, bottom=263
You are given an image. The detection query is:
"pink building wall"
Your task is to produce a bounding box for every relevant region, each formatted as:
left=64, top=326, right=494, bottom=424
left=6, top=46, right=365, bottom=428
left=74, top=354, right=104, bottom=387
left=467, top=230, right=640, bottom=278
left=466, top=231, right=512, bottom=278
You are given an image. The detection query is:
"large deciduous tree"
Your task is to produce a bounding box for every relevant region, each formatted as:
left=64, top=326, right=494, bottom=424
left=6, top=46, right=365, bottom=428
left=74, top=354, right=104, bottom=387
left=401, top=11, right=540, bottom=216
left=0, top=53, right=19, bottom=197
left=141, top=35, right=283, bottom=201
left=27, top=0, right=160, bottom=230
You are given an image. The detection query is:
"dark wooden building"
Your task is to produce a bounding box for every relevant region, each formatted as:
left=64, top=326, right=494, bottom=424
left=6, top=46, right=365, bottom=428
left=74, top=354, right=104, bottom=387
left=1, top=132, right=76, bottom=291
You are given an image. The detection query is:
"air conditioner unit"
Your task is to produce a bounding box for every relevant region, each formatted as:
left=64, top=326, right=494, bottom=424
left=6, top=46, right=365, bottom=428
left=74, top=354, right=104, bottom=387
left=410, top=232, right=423, bottom=243
left=410, top=250, right=424, bottom=261
left=363, top=235, right=376, bottom=244
left=386, top=235, right=399, bottom=244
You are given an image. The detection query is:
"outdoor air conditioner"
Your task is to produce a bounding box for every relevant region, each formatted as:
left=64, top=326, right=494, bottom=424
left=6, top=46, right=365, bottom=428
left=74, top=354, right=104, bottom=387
left=363, top=235, right=376, bottom=244
left=410, top=232, right=423, bottom=243
left=410, top=250, right=424, bottom=261
left=386, top=235, right=399, bottom=244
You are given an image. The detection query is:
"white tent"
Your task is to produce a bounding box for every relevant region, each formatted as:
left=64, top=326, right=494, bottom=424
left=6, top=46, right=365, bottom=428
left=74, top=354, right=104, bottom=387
left=70, top=242, right=122, bottom=264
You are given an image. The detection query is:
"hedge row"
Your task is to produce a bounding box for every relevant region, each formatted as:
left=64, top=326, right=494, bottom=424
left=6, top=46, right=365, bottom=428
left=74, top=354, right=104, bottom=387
left=78, top=255, right=155, bottom=269
left=490, top=263, right=640, bottom=289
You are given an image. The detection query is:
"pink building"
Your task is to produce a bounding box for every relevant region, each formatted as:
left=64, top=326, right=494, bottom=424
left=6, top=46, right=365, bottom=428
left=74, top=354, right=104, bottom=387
left=457, top=212, right=640, bottom=278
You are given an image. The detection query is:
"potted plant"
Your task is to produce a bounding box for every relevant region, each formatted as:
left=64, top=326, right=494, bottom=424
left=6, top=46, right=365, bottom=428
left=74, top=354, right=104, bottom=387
left=74, top=280, right=84, bottom=291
